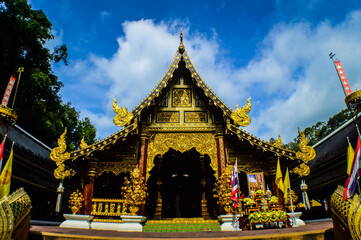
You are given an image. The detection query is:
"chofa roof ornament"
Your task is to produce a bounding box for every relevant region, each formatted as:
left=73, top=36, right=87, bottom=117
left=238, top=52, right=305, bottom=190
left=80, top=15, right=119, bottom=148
left=293, top=128, right=317, bottom=177
left=231, top=97, right=251, bottom=127
left=112, top=98, right=133, bottom=127
left=50, top=128, right=75, bottom=180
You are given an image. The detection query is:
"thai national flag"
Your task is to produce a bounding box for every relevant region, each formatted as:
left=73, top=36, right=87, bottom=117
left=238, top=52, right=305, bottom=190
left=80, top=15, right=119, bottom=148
left=230, top=160, right=239, bottom=208
left=344, top=137, right=361, bottom=200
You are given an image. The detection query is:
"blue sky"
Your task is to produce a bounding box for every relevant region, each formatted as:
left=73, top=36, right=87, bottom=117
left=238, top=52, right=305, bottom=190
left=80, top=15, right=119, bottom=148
left=29, top=0, right=361, bottom=143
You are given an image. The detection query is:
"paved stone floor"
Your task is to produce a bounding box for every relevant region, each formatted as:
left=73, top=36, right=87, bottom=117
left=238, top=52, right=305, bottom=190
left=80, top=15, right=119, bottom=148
left=29, top=219, right=334, bottom=240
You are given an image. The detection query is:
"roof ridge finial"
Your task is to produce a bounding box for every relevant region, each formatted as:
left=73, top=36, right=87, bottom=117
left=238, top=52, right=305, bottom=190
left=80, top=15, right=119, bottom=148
left=180, top=25, right=183, bottom=42
left=179, top=25, right=185, bottom=54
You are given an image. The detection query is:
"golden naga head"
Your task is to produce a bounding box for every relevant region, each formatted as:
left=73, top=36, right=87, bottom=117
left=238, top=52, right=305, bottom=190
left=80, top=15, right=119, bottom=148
left=292, top=163, right=310, bottom=177
left=80, top=137, right=88, bottom=149
left=50, top=128, right=76, bottom=180
left=112, top=98, right=134, bottom=127
left=231, top=97, right=251, bottom=127
left=292, top=128, right=316, bottom=177
left=273, top=135, right=282, bottom=148
left=296, top=127, right=316, bottom=164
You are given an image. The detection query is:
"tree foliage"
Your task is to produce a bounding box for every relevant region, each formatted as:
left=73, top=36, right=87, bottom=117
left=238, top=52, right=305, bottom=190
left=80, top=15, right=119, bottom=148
left=281, top=108, right=353, bottom=151
left=0, top=0, right=96, bottom=150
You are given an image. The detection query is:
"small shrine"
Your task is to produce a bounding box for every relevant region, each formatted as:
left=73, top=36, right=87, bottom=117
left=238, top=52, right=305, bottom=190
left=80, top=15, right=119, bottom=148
left=50, top=29, right=316, bottom=231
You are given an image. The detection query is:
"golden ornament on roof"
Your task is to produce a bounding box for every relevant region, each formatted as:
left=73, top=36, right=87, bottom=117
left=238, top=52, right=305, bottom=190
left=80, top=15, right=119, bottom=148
left=273, top=135, right=282, bottom=148
left=296, top=128, right=316, bottom=163
left=112, top=98, right=133, bottom=127
left=80, top=137, right=88, bottom=149
left=179, top=25, right=185, bottom=54
left=50, top=128, right=76, bottom=180
left=292, top=163, right=310, bottom=177
left=231, top=97, right=251, bottom=127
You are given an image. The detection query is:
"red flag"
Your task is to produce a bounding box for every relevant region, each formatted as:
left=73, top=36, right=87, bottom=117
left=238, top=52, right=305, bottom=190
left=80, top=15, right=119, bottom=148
left=344, top=137, right=361, bottom=200
left=334, top=60, right=352, bottom=96
left=230, top=160, right=239, bottom=208
left=1, top=76, right=16, bottom=106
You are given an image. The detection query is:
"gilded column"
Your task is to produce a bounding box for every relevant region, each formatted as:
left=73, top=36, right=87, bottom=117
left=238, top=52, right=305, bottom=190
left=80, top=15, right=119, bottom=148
left=138, top=134, right=149, bottom=179
left=200, top=155, right=210, bottom=219
left=83, top=160, right=97, bottom=215
left=154, top=155, right=163, bottom=219
left=138, top=134, right=149, bottom=216
left=215, top=133, right=227, bottom=176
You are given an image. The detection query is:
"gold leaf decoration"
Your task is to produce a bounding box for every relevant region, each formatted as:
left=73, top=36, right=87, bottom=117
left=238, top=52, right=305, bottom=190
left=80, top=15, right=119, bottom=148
left=80, top=137, right=88, bottom=149
left=121, top=168, right=147, bottom=215
left=231, top=97, right=251, bottom=127
left=292, top=163, right=310, bottom=177
left=146, top=133, right=218, bottom=180
left=69, top=190, right=84, bottom=214
left=50, top=129, right=76, bottom=180
left=213, top=168, right=233, bottom=214
left=97, top=162, right=137, bottom=176
left=273, top=135, right=282, bottom=148
left=112, top=98, right=133, bottom=127
left=296, top=128, right=316, bottom=163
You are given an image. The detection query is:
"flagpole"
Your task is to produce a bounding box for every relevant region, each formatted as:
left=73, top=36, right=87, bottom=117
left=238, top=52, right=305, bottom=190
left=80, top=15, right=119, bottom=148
left=347, top=136, right=361, bottom=194
left=11, top=67, right=24, bottom=109
left=288, top=187, right=296, bottom=226
left=0, top=134, right=7, bottom=173
left=329, top=53, right=347, bottom=98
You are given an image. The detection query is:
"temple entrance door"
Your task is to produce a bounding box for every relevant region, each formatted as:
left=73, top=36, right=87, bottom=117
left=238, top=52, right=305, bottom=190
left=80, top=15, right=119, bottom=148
left=160, top=148, right=202, bottom=218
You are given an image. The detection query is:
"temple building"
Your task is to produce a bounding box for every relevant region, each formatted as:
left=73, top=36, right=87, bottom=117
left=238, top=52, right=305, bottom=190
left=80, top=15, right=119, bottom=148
left=50, top=30, right=315, bottom=223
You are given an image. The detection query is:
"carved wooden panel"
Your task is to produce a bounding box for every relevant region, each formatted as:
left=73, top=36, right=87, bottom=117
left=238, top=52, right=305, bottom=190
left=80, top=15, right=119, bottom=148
left=184, top=111, right=207, bottom=123
left=156, top=111, right=179, bottom=123
left=172, top=89, right=192, bottom=107
left=159, top=93, right=168, bottom=107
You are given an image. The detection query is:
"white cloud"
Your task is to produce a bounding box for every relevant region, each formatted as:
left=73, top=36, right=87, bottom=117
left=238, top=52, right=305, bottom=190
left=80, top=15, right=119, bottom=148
left=58, top=12, right=361, bottom=142
left=246, top=11, right=361, bottom=142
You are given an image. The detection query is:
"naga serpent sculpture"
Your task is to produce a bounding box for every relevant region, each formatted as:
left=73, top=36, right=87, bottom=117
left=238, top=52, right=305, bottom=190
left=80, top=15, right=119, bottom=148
left=231, top=97, right=251, bottom=127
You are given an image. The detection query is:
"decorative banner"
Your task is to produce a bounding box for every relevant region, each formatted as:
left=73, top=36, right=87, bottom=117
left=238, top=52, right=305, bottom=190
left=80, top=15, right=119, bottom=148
left=334, top=60, right=352, bottom=96
left=1, top=76, right=16, bottom=106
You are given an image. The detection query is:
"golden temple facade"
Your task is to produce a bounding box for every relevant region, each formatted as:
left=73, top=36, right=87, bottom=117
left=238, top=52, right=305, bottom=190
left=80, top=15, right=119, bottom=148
left=50, top=30, right=315, bottom=221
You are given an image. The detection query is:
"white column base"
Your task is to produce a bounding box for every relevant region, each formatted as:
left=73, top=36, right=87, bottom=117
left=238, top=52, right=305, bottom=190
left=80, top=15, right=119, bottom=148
left=91, top=222, right=121, bottom=231
left=287, top=212, right=305, bottom=227
left=60, top=214, right=94, bottom=229
left=118, top=215, right=147, bottom=232
left=218, top=214, right=242, bottom=231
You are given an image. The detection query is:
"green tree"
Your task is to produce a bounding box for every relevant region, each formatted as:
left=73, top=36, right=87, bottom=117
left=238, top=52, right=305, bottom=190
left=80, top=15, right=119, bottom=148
left=0, top=0, right=96, bottom=150
left=283, top=108, right=353, bottom=151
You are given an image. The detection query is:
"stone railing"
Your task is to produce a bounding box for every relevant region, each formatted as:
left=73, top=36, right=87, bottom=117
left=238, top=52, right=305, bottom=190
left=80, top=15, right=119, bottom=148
left=91, top=198, right=127, bottom=217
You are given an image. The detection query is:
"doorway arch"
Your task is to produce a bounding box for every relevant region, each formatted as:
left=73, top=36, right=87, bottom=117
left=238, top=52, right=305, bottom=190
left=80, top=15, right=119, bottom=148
left=146, top=148, right=217, bottom=219
left=161, top=148, right=202, bottom=218
left=146, top=132, right=218, bottom=180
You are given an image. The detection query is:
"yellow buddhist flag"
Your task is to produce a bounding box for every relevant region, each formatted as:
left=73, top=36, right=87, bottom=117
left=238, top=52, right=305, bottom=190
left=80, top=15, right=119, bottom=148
left=275, top=159, right=284, bottom=193
left=283, top=168, right=291, bottom=202
left=347, top=140, right=355, bottom=175
left=0, top=146, right=13, bottom=198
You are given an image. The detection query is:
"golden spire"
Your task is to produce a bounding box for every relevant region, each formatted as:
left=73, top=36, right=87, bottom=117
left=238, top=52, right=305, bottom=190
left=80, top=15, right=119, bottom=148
left=179, top=25, right=185, bottom=54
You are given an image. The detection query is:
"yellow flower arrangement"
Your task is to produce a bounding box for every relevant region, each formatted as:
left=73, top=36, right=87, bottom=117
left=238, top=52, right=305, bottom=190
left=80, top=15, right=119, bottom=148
left=255, top=189, right=265, bottom=197
left=244, top=197, right=256, bottom=206
left=269, top=196, right=279, bottom=205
